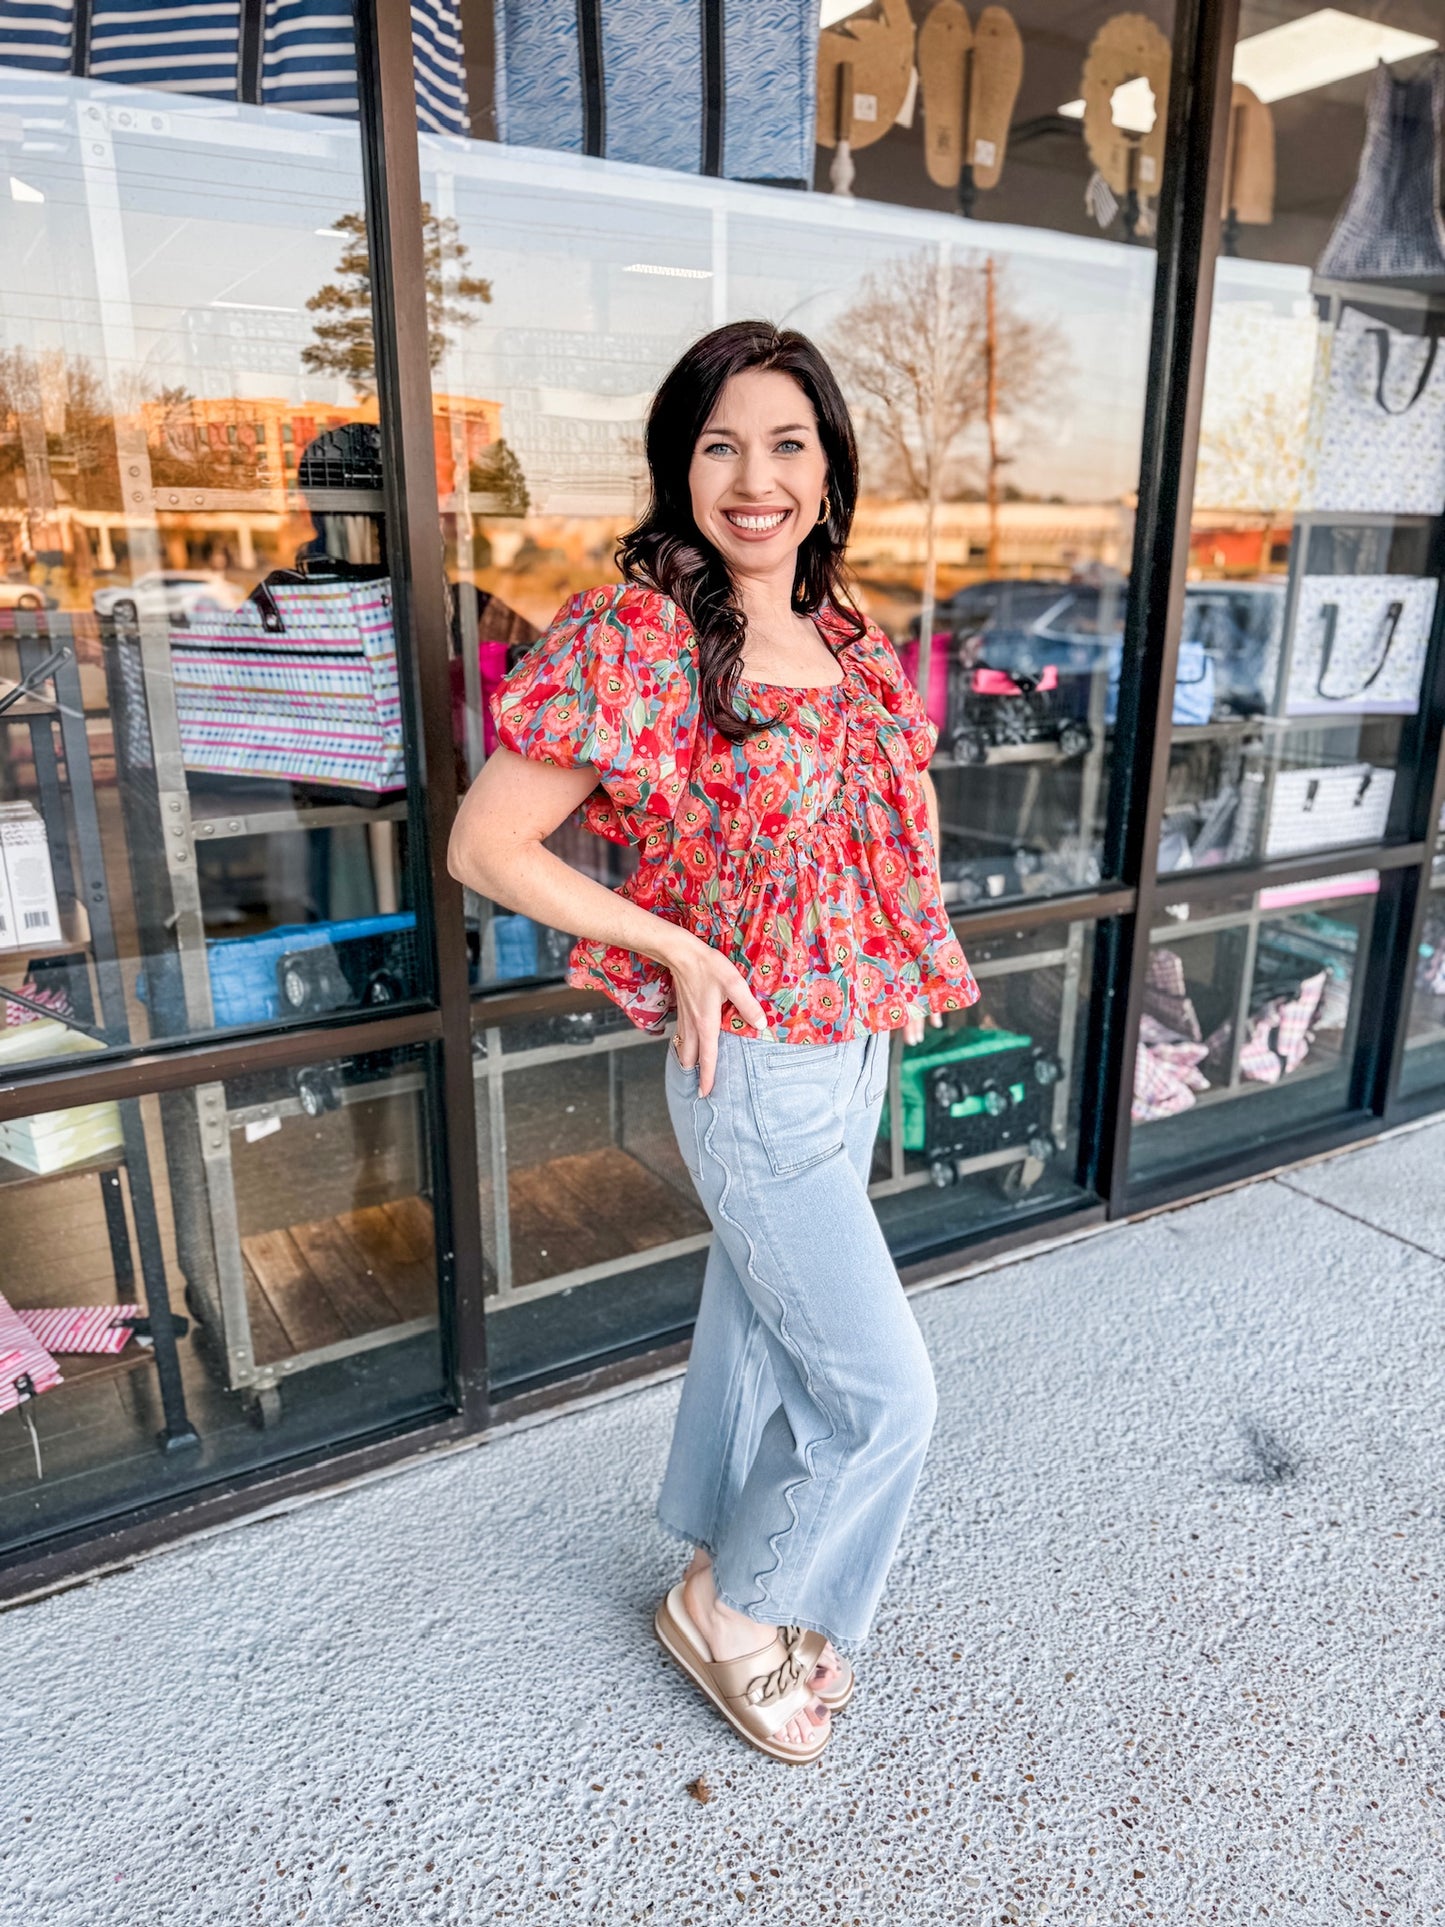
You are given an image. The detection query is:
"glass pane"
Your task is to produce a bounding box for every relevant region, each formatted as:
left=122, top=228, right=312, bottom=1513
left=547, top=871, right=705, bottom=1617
left=1129, top=870, right=1380, bottom=1185
left=1400, top=850, right=1445, bottom=1101
left=475, top=1009, right=711, bottom=1394
left=431, top=0, right=1176, bottom=953
left=478, top=914, right=1100, bottom=1395
left=868, top=915, right=1099, bottom=1261
left=0, top=26, right=445, bottom=1070
left=1162, top=2, right=1442, bottom=880
left=421, top=5, right=1173, bottom=1386
left=0, top=1044, right=446, bottom=1554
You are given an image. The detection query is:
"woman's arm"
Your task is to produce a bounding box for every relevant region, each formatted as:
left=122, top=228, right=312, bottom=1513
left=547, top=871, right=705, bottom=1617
left=447, top=748, right=770, bottom=1093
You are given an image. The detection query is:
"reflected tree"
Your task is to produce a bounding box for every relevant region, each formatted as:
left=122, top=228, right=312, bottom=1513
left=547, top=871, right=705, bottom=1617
left=829, top=249, right=1066, bottom=695
left=303, top=207, right=493, bottom=398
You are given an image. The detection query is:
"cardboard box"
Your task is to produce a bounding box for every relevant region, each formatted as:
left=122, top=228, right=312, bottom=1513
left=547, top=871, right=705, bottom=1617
left=0, top=803, right=60, bottom=948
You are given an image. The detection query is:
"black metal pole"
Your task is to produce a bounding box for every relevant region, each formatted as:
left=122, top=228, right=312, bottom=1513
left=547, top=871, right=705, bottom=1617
left=1080, top=0, right=1242, bottom=1214
left=354, top=0, right=491, bottom=1428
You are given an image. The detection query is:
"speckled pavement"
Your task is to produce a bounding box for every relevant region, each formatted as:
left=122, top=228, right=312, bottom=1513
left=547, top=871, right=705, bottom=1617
left=4, top=1122, right=1445, bottom=1925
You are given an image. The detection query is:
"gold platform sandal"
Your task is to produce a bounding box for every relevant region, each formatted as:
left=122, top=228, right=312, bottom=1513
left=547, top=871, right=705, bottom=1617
left=795, top=1632, right=855, bottom=1714
left=654, top=1583, right=834, bottom=1764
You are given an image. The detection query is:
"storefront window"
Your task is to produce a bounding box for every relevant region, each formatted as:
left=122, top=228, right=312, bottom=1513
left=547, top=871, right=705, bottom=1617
left=0, top=26, right=451, bottom=1071
left=1161, top=1, right=1441, bottom=881
left=415, top=0, right=1176, bottom=1387
left=0, top=9, right=457, bottom=1555
left=1130, top=869, right=1379, bottom=1185
left=0, top=1044, right=447, bottom=1555
left=479, top=914, right=1099, bottom=1398
left=1401, top=835, right=1445, bottom=1102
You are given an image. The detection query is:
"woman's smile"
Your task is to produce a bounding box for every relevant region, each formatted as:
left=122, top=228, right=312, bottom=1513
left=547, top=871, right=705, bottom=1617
left=721, top=505, right=793, bottom=538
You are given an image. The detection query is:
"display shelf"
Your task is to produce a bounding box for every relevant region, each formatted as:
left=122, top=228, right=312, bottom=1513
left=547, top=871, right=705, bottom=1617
left=0, top=622, right=197, bottom=1450
left=0, top=1148, right=123, bottom=1192
left=190, top=798, right=408, bottom=842
left=1168, top=711, right=1393, bottom=746
left=501, top=1145, right=707, bottom=1298
left=1182, top=1045, right=1347, bottom=1111
left=0, top=902, right=92, bottom=967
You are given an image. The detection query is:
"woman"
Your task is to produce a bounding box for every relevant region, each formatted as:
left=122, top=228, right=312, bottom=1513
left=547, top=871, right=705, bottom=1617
left=448, top=321, right=979, bottom=1764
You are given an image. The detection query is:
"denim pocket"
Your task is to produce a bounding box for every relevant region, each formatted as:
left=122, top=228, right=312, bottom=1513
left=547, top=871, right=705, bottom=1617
left=864, top=1026, right=893, bottom=1105
left=741, top=1039, right=847, bottom=1176
left=663, top=1048, right=705, bottom=1185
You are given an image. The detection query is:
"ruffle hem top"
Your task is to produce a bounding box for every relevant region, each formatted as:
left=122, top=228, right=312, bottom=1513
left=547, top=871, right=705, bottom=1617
left=488, top=583, right=980, bottom=1043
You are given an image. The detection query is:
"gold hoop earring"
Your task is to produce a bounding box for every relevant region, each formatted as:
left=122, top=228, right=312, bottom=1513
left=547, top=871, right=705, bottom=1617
left=817, top=494, right=831, bottom=526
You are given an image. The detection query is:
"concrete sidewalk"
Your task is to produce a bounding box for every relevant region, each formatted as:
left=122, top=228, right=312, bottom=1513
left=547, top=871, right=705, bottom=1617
left=4, top=1123, right=1445, bottom=1925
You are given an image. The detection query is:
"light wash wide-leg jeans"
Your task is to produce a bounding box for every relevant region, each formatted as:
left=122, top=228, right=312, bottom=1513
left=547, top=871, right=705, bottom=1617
left=657, top=1026, right=938, bottom=1653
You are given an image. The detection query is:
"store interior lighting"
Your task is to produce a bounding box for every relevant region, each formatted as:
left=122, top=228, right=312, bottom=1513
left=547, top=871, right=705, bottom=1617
left=1232, top=10, right=1436, bottom=103
left=1059, top=7, right=1437, bottom=119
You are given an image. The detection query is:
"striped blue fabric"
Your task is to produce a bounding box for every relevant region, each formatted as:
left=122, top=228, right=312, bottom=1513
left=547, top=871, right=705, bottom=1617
left=91, top=0, right=242, bottom=94
left=492, top=0, right=818, bottom=182
left=0, top=0, right=468, bottom=132
left=0, top=0, right=72, bottom=71
left=262, top=1, right=358, bottom=116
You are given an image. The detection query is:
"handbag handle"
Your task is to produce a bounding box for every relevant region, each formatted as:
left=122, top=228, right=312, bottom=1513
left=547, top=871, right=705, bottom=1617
left=1174, top=642, right=1210, bottom=687
left=1367, top=324, right=1440, bottom=417
left=1315, top=597, right=1404, bottom=702
left=247, top=580, right=287, bottom=634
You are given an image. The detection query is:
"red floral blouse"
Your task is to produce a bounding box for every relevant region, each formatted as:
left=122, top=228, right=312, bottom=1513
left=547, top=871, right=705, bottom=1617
left=488, top=583, right=980, bottom=1043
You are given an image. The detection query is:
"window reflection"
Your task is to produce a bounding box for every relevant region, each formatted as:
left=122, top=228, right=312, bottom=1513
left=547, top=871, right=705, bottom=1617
left=1165, top=2, right=1441, bottom=878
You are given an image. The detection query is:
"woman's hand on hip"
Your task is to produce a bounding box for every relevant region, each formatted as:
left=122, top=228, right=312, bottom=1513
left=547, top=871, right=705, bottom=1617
left=664, top=931, right=770, bottom=1097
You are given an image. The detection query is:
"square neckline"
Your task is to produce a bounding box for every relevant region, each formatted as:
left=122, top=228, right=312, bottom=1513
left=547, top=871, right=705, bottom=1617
left=735, top=618, right=852, bottom=693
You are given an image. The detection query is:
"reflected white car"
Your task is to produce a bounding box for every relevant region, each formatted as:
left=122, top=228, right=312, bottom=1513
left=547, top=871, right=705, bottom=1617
left=0, top=582, right=58, bottom=611
left=93, top=571, right=246, bottom=625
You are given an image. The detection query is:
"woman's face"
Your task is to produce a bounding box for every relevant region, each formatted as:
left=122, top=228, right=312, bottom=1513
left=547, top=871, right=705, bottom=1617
left=687, top=368, right=829, bottom=583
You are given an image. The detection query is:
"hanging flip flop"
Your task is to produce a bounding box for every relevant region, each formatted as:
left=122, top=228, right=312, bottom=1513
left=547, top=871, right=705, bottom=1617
left=654, top=1584, right=833, bottom=1764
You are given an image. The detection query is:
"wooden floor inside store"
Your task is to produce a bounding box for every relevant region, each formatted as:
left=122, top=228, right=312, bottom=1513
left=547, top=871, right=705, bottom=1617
left=503, top=1145, right=706, bottom=1290
left=242, top=1196, right=438, bottom=1366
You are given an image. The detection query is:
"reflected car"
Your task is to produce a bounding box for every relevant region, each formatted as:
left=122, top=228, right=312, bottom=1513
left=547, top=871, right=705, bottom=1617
left=93, top=571, right=246, bottom=626
left=0, top=581, right=59, bottom=611
left=920, top=577, right=1287, bottom=762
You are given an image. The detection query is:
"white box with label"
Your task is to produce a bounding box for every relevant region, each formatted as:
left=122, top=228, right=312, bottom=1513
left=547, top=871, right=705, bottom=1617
left=0, top=803, right=60, bottom=947
left=0, top=841, right=16, bottom=952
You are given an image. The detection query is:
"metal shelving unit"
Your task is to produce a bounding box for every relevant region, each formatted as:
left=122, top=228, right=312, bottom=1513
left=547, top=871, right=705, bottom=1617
left=0, top=617, right=197, bottom=1452
left=103, top=613, right=423, bottom=1424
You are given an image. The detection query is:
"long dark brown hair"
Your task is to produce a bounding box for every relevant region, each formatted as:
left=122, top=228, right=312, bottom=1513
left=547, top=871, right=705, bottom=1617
left=616, top=320, right=865, bottom=742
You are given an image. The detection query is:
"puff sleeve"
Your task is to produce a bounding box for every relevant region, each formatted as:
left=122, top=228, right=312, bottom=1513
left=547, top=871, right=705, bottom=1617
left=857, top=622, right=940, bottom=772
left=488, top=584, right=701, bottom=839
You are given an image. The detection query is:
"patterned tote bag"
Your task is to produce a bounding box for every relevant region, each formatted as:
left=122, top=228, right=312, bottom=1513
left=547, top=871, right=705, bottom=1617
left=1286, top=575, right=1439, bottom=716
left=171, top=577, right=405, bottom=793
left=493, top=0, right=819, bottom=182
left=1306, top=305, right=1445, bottom=515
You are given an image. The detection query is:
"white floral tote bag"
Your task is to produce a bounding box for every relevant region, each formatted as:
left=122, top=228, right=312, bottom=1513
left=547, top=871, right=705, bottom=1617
left=1306, top=305, right=1445, bottom=515
left=1286, top=574, right=1438, bottom=715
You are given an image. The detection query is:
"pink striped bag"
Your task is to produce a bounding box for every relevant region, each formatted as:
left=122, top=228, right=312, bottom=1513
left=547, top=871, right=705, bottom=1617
left=0, top=1291, right=62, bottom=1414
left=16, top=1306, right=138, bottom=1356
